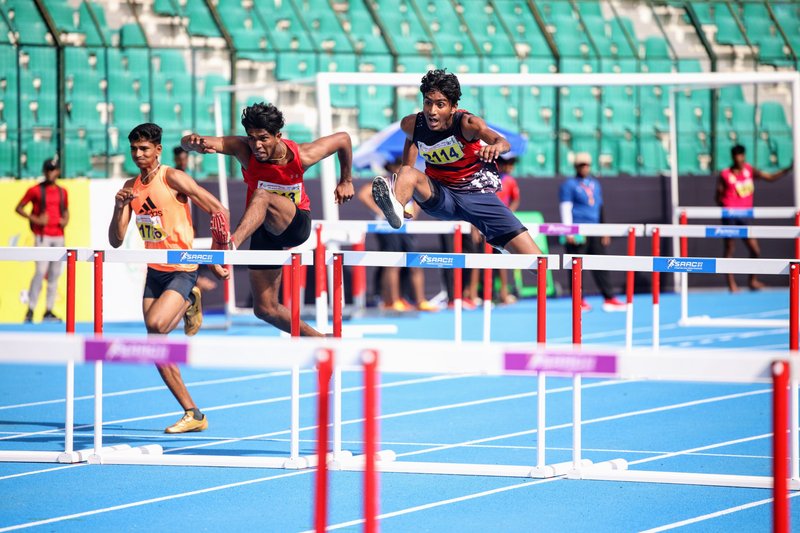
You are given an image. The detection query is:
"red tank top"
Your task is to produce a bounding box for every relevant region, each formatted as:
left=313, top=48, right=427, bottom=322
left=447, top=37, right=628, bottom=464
left=412, top=111, right=495, bottom=188
left=242, top=139, right=311, bottom=211
left=720, top=163, right=755, bottom=209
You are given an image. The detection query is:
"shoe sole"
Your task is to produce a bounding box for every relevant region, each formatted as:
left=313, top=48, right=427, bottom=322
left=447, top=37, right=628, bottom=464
left=372, top=177, right=403, bottom=229
left=165, top=420, right=209, bottom=434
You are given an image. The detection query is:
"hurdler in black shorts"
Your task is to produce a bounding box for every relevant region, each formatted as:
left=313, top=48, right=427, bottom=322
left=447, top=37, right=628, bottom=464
left=248, top=207, right=312, bottom=270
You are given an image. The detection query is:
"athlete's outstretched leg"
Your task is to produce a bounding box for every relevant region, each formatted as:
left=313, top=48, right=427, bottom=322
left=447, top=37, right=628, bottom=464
left=372, top=166, right=432, bottom=229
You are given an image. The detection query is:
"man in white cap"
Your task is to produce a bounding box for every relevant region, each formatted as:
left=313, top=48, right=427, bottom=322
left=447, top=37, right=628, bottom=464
left=559, top=152, right=625, bottom=312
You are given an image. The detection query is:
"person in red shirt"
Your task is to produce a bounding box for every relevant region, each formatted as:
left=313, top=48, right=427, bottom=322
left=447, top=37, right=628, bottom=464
left=15, top=159, right=69, bottom=323
left=716, top=144, right=790, bottom=291
left=181, top=103, right=354, bottom=336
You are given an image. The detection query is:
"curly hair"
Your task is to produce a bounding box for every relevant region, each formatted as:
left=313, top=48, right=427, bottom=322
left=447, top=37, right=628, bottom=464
left=419, top=69, right=461, bottom=106
left=241, top=102, right=285, bottom=135
left=128, top=123, right=162, bottom=145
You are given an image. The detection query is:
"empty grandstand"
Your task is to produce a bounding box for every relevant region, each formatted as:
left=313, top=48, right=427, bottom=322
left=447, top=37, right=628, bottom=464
left=0, top=0, right=797, bottom=179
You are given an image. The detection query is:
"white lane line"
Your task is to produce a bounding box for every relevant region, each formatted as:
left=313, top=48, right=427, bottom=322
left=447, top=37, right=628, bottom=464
left=0, top=388, right=772, bottom=530
left=165, top=379, right=629, bottom=454
left=641, top=492, right=800, bottom=532
left=627, top=433, right=771, bottom=467
left=0, top=373, right=469, bottom=443
left=0, top=470, right=309, bottom=532
left=319, top=477, right=562, bottom=532
left=317, top=430, right=780, bottom=533
left=0, top=464, right=84, bottom=482
left=397, top=388, right=769, bottom=459
left=0, top=370, right=301, bottom=411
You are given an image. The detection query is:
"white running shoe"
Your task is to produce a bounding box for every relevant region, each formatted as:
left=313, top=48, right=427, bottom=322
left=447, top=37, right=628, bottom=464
left=372, top=175, right=405, bottom=229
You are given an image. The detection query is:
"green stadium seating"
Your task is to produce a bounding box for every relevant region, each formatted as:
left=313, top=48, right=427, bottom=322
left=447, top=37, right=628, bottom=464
left=688, top=3, right=713, bottom=25
left=119, top=23, right=147, bottom=47
left=185, top=0, right=221, bottom=37
left=321, top=53, right=358, bottom=107
left=756, top=138, right=780, bottom=171
left=774, top=135, right=793, bottom=167
left=6, top=0, right=51, bottom=44
left=639, top=136, right=668, bottom=175
left=759, top=101, right=791, bottom=136
left=616, top=137, right=637, bottom=175
left=757, top=37, right=793, bottom=68
left=276, top=52, right=317, bottom=80
left=713, top=3, right=746, bottom=46
left=64, top=137, right=91, bottom=177
left=22, top=137, right=56, bottom=177
left=0, top=137, right=17, bottom=176
left=599, top=136, right=619, bottom=175
left=678, top=139, right=703, bottom=175
left=518, top=134, right=555, bottom=176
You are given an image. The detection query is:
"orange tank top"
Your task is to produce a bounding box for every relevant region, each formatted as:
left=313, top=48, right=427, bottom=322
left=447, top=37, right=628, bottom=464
left=130, top=165, right=197, bottom=273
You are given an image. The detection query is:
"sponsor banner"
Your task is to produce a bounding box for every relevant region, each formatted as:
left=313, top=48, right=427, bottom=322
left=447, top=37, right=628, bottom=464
left=721, top=208, right=754, bottom=219
left=538, top=223, right=579, bottom=236
left=504, top=351, right=617, bottom=375
left=705, top=226, right=748, bottom=238
left=406, top=253, right=466, bottom=269
left=653, top=257, right=717, bottom=273
left=367, top=222, right=407, bottom=234
left=166, top=250, right=225, bottom=265
left=85, top=338, right=188, bottom=365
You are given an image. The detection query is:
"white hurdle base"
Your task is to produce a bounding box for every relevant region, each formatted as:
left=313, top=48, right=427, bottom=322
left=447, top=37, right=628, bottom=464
left=0, top=450, right=83, bottom=464
left=679, top=316, right=789, bottom=328
left=88, top=444, right=319, bottom=469
left=571, top=463, right=800, bottom=490
left=330, top=450, right=593, bottom=478
left=280, top=324, right=399, bottom=338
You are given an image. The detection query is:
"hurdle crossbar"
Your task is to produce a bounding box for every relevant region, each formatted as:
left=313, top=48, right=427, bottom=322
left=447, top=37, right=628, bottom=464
left=88, top=249, right=317, bottom=469
left=0, top=248, right=95, bottom=464
left=648, top=223, right=799, bottom=328
left=530, top=223, right=645, bottom=238
left=677, top=207, right=798, bottom=220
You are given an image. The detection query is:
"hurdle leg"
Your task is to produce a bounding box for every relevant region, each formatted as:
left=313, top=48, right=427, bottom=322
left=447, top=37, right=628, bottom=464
left=626, top=228, right=635, bottom=349
left=652, top=228, right=661, bottom=350
left=314, top=348, right=334, bottom=533
left=454, top=225, right=463, bottom=343
left=315, top=224, right=328, bottom=330
left=329, top=254, right=353, bottom=465
left=482, top=241, right=492, bottom=343
left=791, top=263, right=799, bottom=480
left=773, top=361, right=791, bottom=533
left=58, top=250, right=80, bottom=463
left=363, top=349, right=379, bottom=533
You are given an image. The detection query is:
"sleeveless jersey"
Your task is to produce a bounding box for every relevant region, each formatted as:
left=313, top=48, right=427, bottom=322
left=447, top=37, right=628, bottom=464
left=242, top=139, right=311, bottom=211
left=720, top=163, right=755, bottom=208
left=130, top=165, right=196, bottom=273
left=412, top=111, right=498, bottom=190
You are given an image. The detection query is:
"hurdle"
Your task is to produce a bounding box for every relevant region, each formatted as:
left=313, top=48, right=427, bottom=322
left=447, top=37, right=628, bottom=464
left=531, top=223, right=644, bottom=348
left=648, top=221, right=800, bottom=328
left=311, top=219, right=470, bottom=329
left=326, top=250, right=583, bottom=478
left=86, top=248, right=320, bottom=469
left=0, top=247, right=94, bottom=464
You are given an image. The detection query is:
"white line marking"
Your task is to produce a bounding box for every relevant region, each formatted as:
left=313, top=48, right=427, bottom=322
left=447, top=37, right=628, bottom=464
left=0, top=370, right=300, bottom=411
left=0, top=464, right=84, bottom=482
left=641, top=492, right=800, bottom=532
left=627, top=433, right=771, bottom=466
left=0, top=373, right=469, bottom=443
left=0, top=470, right=309, bottom=532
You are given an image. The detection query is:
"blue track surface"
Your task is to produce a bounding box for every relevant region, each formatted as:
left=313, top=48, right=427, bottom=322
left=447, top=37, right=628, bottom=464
left=1, top=289, right=797, bottom=532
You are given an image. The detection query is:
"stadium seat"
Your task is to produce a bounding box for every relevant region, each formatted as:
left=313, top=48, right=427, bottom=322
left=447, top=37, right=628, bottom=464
left=7, top=1, right=51, bottom=44
left=275, top=52, right=317, bottom=80
left=713, top=3, right=746, bottom=46
left=639, top=136, right=667, bottom=175
left=185, top=0, right=221, bottom=37
left=344, top=10, right=389, bottom=54
left=119, top=23, right=147, bottom=47
left=0, top=139, right=17, bottom=176
left=616, top=136, right=638, bottom=175
left=599, top=136, right=619, bottom=175
left=518, top=134, right=556, bottom=176
left=759, top=101, right=791, bottom=136
left=64, top=137, right=91, bottom=177
left=321, top=53, right=358, bottom=107
left=755, top=138, right=780, bottom=172
left=22, top=137, right=56, bottom=177
left=773, top=135, right=793, bottom=168
left=677, top=139, right=703, bottom=175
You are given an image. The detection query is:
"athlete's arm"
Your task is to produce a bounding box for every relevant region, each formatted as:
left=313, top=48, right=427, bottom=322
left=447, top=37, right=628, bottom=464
left=755, top=166, right=791, bottom=181
left=60, top=208, right=70, bottom=229
left=165, top=168, right=231, bottom=279
left=461, top=114, right=510, bottom=163
left=400, top=114, right=419, bottom=168
left=108, top=179, right=137, bottom=248
left=181, top=134, right=252, bottom=168
left=298, top=132, right=354, bottom=204
left=15, top=190, right=48, bottom=226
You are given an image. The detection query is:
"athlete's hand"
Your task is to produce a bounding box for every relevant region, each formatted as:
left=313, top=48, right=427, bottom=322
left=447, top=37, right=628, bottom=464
left=478, top=143, right=503, bottom=163
left=601, top=236, right=611, bottom=247
left=183, top=134, right=216, bottom=154
left=30, top=213, right=48, bottom=225
left=565, top=235, right=577, bottom=245
left=114, top=187, right=137, bottom=208
left=209, top=264, right=230, bottom=280
left=334, top=180, right=354, bottom=205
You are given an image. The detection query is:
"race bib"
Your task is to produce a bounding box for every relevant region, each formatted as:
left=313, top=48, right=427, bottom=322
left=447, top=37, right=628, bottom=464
left=734, top=178, right=754, bottom=198
left=418, top=136, right=465, bottom=165
left=136, top=214, right=167, bottom=242
left=257, top=181, right=303, bottom=204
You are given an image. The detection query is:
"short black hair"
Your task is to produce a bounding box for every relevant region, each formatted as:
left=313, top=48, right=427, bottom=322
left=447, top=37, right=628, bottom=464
left=731, top=144, right=746, bottom=157
left=42, top=158, right=59, bottom=172
left=173, top=146, right=188, bottom=157
left=128, top=123, right=162, bottom=145
left=241, top=102, right=284, bottom=135
left=420, top=69, right=461, bottom=106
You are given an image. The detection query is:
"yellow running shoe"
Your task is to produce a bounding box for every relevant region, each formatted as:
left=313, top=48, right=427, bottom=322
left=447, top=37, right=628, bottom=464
left=184, top=287, right=203, bottom=336
left=417, top=300, right=439, bottom=312
left=165, top=411, right=208, bottom=434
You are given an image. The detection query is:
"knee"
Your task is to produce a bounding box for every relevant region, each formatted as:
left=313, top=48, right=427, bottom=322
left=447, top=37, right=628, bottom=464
left=249, top=189, right=272, bottom=207
left=145, top=317, right=173, bottom=335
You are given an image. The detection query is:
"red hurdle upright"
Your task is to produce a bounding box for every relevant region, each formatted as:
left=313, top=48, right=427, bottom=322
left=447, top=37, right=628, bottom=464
left=773, top=360, right=791, bottom=533
left=314, top=348, right=334, bottom=533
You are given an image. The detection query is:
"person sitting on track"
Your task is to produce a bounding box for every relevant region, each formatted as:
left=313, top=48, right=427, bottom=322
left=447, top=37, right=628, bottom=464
left=370, top=69, right=542, bottom=259
left=180, top=102, right=354, bottom=336
left=716, top=143, right=791, bottom=292
left=109, top=123, right=231, bottom=434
